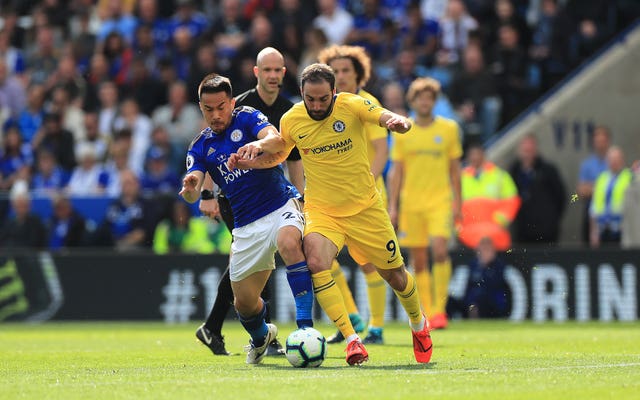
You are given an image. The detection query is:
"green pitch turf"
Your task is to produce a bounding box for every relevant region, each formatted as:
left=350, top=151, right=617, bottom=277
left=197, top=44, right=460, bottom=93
left=1, top=321, right=639, bottom=400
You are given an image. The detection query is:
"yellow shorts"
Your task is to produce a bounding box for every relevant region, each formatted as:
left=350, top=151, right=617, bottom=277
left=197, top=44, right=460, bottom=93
left=304, top=198, right=404, bottom=269
left=397, top=204, right=452, bottom=248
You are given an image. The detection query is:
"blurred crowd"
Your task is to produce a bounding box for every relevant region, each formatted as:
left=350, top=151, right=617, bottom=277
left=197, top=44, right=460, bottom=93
left=0, top=0, right=638, bottom=253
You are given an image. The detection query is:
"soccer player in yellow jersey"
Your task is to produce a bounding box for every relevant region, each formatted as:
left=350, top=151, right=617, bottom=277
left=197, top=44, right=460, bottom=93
left=318, top=45, right=388, bottom=345
left=230, top=63, right=433, bottom=365
left=388, top=77, right=463, bottom=330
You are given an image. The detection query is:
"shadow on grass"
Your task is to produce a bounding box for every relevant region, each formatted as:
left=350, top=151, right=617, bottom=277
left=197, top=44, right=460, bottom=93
left=265, top=362, right=437, bottom=370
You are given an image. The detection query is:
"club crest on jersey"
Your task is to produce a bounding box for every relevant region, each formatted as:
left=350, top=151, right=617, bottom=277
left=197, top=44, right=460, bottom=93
left=333, top=120, right=345, bottom=133
left=434, top=135, right=442, bottom=144
left=230, top=129, right=243, bottom=142
left=186, top=155, right=194, bottom=170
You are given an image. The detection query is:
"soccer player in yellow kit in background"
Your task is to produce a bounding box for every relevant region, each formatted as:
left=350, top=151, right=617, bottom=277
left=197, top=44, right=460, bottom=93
left=318, top=45, right=388, bottom=344
left=388, top=77, right=462, bottom=330
left=230, top=63, right=433, bottom=364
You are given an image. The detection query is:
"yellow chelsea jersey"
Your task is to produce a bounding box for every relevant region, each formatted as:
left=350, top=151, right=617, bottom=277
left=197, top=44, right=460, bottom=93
left=280, top=92, right=386, bottom=217
left=391, top=116, right=462, bottom=212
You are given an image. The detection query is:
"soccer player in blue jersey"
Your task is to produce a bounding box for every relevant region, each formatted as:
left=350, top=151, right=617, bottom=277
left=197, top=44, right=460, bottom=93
left=179, top=74, right=313, bottom=364
left=197, top=48, right=299, bottom=357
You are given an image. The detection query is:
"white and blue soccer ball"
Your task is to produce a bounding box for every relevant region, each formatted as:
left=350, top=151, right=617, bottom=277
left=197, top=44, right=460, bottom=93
left=285, top=327, right=327, bottom=368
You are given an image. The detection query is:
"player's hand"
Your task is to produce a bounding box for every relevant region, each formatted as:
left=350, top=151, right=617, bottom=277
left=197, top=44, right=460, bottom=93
left=227, top=153, right=240, bottom=170
left=199, top=198, right=220, bottom=219
left=179, top=173, right=199, bottom=197
left=227, top=153, right=254, bottom=171
left=236, top=141, right=263, bottom=160
left=386, top=116, right=411, bottom=133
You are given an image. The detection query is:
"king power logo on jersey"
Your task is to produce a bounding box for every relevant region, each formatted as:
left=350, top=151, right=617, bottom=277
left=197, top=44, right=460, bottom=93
left=216, top=161, right=250, bottom=184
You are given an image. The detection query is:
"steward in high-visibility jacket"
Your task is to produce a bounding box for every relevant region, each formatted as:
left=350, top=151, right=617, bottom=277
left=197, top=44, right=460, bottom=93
left=459, top=159, right=521, bottom=251
left=590, top=167, right=632, bottom=242
left=153, top=216, right=232, bottom=255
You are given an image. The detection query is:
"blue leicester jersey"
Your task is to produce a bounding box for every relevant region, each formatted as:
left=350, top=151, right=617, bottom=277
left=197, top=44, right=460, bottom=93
left=186, top=106, right=299, bottom=228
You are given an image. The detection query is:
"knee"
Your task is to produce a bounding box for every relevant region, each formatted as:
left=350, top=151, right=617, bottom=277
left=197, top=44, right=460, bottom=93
left=277, top=233, right=302, bottom=260
left=378, top=267, right=407, bottom=289
left=305, top=255, right=325, bottom=274
left=389, top=269, right=405, bottom=288
left=432, top=241, right=449, bottom=263
left=433, top=248, right=449, bottom=263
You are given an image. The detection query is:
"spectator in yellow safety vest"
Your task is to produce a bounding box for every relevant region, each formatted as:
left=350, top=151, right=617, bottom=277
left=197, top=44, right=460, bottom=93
left=589, top=146, right=632, bottom=248
left=458, top=142, right=521, bottom=251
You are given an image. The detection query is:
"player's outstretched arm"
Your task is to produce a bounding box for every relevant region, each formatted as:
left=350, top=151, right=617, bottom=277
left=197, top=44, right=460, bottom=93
left=229, top=126, right=290, bottom=170
left=380, top=111, right=412, bottom=134
left=179, top=170, right=205, bottom=203
left=228, top=150, right=288, bottom=171
left=236, top=128, right=287, bottom=159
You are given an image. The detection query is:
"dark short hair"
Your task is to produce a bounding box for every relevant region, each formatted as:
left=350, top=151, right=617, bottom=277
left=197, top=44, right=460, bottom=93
left=300, top=63, right=335, bottom=91
left=198, top=73, right=232, bottom=100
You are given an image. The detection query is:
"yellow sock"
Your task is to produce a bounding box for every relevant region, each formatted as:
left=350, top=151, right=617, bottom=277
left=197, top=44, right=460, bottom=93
left=365, top=271, right=386, bottom=328
left=432, top=259, right=452, bottom=315
left=313, top=270, right=355, bottom=338
left=393, top=271, right=423, bottom=325
left=330, top=259, right=359, bottom=315
left=414, top=269, right=433, bottom=317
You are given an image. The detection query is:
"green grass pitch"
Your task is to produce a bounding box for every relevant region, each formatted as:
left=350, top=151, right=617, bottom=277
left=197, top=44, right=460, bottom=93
left=1, top=321, right=639, bottom=399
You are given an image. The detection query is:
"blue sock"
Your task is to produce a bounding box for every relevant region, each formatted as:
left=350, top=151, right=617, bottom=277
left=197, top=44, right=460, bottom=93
left=286, top=261, right=314, bottom=328
left=237, top=300, right=268, bottom=347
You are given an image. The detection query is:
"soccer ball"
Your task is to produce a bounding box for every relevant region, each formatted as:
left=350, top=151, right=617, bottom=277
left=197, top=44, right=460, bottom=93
left=285, top=327, right=327, bottom=368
